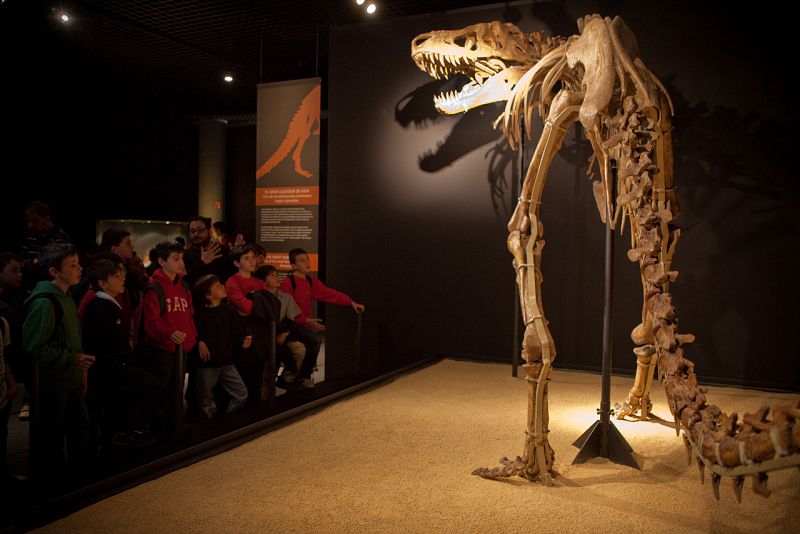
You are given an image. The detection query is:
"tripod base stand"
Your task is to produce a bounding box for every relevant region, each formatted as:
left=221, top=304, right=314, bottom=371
left=572, top=417, right=640, bottom=469
left=571, top=165, right=639, bottom=471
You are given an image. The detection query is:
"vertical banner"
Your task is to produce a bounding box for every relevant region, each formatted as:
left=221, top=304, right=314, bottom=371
left=256, top=77, right=321, bottom=271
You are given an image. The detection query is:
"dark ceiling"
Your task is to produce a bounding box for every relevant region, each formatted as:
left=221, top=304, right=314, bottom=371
left=2, top=0, right=502, bottom=115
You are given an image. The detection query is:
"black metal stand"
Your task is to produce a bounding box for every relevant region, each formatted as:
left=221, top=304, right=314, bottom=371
left=172, top=343, right=185, bottom=434
left=354, top=311, right=363, bottom=376
left=267, top=321, right=276, bottom=411
left=572, top=168, right=639, bottom=469
left=512, top=121, right=526, bottom=378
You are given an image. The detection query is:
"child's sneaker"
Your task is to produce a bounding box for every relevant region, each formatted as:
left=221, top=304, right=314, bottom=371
left=276, top=376, right=301, bottom=392
left=301, top=378, right=315, bottom=389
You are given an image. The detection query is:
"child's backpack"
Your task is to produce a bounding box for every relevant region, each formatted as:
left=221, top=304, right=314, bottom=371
left=287, top=273, right=313, bottom=292
left=23, top=293, right=64, bottom=331
left=22, top=293, right=65, bottom=388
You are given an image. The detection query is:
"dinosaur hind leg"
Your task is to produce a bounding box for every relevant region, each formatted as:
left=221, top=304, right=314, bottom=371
left=472, top=103, right=578, bottom=484
left=292, top=128, right=313, bottom=178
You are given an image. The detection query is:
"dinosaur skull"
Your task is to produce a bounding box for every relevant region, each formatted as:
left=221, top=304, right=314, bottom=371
left=411, top=21, right=537, bottom=114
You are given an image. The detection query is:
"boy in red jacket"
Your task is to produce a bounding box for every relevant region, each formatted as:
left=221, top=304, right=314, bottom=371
left=224, top=244, right=263, bottom=316
left=224, top=244, right=269, bottom=400
left=141, top=241, right=196, bottom=428
left=279, top=248, right=364, bottom=388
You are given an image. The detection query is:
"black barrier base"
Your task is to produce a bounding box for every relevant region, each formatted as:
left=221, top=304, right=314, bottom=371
left=572, top=418, right=640, bottom=469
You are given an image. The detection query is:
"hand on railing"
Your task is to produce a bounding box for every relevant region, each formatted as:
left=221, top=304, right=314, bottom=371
left=169, top=331, right=187, bottom=345
left=305, top=317, right=326, bottom=332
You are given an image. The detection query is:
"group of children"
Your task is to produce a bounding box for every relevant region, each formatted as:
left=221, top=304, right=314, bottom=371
left=193, top=243, right=364, bottom=412
left=0, top=229, right=364, bottom=482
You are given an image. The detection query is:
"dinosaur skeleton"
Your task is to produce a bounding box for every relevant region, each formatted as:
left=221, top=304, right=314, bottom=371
left=411, top=15, right=800, bottom=501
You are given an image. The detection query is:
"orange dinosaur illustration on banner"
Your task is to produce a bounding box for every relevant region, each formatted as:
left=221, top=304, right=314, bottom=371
left=256, top=84, right=321, bottom=180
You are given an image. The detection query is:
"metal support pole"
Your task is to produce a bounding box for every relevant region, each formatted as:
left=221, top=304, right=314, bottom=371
left=572, top=161, right=639, bottom=469
left=29, top=362, right=41, bottom=477
left=354, top=311, right=363, bottom=377
left=512, top=294, right=520, bottom=377
left=172, top=343, right=184, bottom=435
left=512, top=118, right=526, bottom=377
left=267, top=321, right=276, bottom=411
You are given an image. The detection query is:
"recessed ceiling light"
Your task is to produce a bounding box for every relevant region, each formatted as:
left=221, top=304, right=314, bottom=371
left=366, top=4, right=376, bottom=14
left=224, top=74, right=234, bottom=83
left=59, top=12, right=70, bottom=23
left=356, top=0, right=365, bottom=5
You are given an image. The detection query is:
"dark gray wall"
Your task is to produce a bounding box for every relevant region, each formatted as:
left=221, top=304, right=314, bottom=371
left=325, top=1, right=799, bottom=390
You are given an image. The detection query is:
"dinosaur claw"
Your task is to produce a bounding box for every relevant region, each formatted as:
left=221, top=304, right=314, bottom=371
left=670, top=397, right=681, bottom=435
left=683, top=435, right=692, bottom=466
left=711, top=473, right=721, bottom=501
left=732, top=476, right=744, bottom=504
left=697, top=457, right=705, bottom=484
left=752, top=472, right=771, bottom=498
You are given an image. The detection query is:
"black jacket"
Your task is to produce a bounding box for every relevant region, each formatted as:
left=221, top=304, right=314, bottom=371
left=250, top=290, right=294, bottom=335
left=82, top=296, right=132, bottom=369
left=194, top=303, right=248, bottom=367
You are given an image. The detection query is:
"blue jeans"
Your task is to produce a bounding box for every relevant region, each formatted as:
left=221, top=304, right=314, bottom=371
left=196, top=365, right=248, bottom=417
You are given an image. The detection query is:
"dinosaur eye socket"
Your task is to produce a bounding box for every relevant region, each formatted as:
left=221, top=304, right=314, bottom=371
left=413, top=37, right=428, bottom=47
left=454, top=35, right=478, bottom=51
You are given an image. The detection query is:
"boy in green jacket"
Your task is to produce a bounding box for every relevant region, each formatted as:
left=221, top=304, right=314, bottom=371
left=23, top=242, right=94, bottom=479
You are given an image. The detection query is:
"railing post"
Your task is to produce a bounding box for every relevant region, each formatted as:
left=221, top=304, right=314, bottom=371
left=29, top=361, right=41, bottom=477
left=354, top=311, right=363, bottom=377
left=173, top=343, right=184, bottom=434
left=267, top=320, right=276, bottom=410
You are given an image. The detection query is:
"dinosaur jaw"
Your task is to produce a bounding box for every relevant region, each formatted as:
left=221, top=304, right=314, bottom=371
left=432, top=66, right=526, bottom=115
left=413, top=49, right=526, bottom=115
left=411, top=21, right=538, bottom=115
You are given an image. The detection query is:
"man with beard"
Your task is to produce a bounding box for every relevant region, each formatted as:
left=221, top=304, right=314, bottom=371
left=182, top=216, right=237, bottom=286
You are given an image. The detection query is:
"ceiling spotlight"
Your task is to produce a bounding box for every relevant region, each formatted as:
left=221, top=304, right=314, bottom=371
left=59, top=12, right=70, bottom=23
left=356, top=0, right=365, bottom=5
left=366, top=3, right=377, bottom=14
left=224, top=73, right=234, bottom=83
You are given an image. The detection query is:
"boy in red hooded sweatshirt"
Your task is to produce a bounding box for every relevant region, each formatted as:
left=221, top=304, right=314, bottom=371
left=141, top=241, right=196, bottom=428
left=279, top=248, right=364, bottom=388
